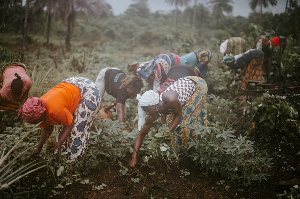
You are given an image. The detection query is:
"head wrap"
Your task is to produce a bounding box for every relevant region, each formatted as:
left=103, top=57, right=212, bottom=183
left=222, top=54, right=235, bottom=65
left=220, top=39, right=228, bottom=55
left=137, top=90, right=159, bottom=131
left=195, top=49, right=212, bottom=78
left=270, top=36, right=280, bottom=46
left=18, top=97, right=46, bottom=123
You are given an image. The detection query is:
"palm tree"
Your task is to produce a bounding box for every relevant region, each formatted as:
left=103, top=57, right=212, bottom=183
left=210, top=0, right=233, bottom=25
left=0, top=0, right=22, bottom=30
left=191, top=0, right=197, bottom=36
left=285, top=0, right=289, bottom=11
left=165, top=0, right=191, bottom=26
left=61, top=0, right=112, bottom=52
left=32, top=0, right=56, bottom=45
left=248, top=0, right=277, bottom=14
left=23, top=0, right=30, bottom=50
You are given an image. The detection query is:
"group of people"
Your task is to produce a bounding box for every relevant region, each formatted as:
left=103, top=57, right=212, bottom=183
left=221, top=36, right=287, bottom=90
left=1, top=35, right=286, bottom=166
left=1, top=49, right=211, bottom=167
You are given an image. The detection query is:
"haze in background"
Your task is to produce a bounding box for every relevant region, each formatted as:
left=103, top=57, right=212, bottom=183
left=108, top=0, right=286, bottom=17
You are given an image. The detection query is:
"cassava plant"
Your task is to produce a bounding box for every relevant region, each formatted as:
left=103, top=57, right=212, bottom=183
left=187, top=122, right=272, bottom=185
left=252, top=93, right=299, bottom=143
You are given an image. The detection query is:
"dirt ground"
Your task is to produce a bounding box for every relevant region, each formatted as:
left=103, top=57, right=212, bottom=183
left=2, top=146, right=297, bottom=199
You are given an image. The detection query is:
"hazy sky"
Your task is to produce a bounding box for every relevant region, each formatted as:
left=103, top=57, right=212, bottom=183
left=107, top=0, right=286, bottom=17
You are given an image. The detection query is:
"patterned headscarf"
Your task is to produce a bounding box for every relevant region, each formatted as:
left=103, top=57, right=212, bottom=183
left=18, top=97, right=46, bottom=123
left=222, top=54, right=235, bottom=65
left=196, top=49, right=212, bottom=64
left=137, top=90, right=159, bottom=131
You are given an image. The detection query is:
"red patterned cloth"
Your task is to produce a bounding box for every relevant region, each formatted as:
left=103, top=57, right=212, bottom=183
left=241, top=57, right=264, bottom=90
left=18, top=97, right=46, bottom=122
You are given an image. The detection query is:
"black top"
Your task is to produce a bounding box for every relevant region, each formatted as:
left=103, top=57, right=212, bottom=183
left=235, top=49, right=264, bottom=71
left=105, top=69, right=129, bottom=104
left=166, top=65, right=195, bottom=80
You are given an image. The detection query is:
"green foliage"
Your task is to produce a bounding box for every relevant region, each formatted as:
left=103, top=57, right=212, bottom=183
left=188, top=123, right=272, bottom=185
left=0, top=126, right=46, bottom=192
left=138, top=121, right=179, bottom=164
left=207, top=94, right=238, bottom=128
left=0, top=46, right=11, bottom=62
left=252, top=93, right=300, bottom=142
left=29, top=64, right=54, bottom=97
left=277, top=185, right=300, bottom=199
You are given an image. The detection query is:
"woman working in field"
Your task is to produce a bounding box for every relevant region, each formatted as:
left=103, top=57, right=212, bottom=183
left=19, top=77, right=101, bottom=163
left=179, top=49, right=212, bottom=78
left=158, top=64, right=195, bottom=94
left=95, top=67, right=143, bottom=122
left=128, top=53, right=181, bottom=92
left=0, top=62, right=32, bottom=111
left=223, top=49, right=264, bottom=90
left=130, top=76, right=208, bottom=168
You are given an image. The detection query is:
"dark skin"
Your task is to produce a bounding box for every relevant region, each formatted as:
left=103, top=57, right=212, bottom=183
left=30, top=111, right=75, bottom=157
left=130, top=91, right=182, bottom=168
left=147, top=74, right=155, bottom=90
left=103, top=87, right=139, bottom=123
left=128, top=63, right=154, bottom=90
left=226, top=62, right=247, bottom=88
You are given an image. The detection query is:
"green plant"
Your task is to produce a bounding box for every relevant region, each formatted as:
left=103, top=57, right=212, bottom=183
left=0, top=130, right=46, bottom=194
left=188, top=122, right=272, bottom=185
left=277, top=185, right=300, bottom=199
left=0, top=46, right=11, bottom=62
left=29, top=64, right=54, bottom=96
left=252, top=93, right=299, bottom=142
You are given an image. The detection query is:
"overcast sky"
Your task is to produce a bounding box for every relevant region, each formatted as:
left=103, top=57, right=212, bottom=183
left=107, top=0, right=286, bottom=17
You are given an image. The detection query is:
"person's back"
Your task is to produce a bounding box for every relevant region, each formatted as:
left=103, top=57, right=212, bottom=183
left=167, top=65, right=195, bottom=80
left=104, top=69, right=129, bottom=104
left=159, top=65, right=195, bottom=93
left=227, top=37, right=246, bottom=55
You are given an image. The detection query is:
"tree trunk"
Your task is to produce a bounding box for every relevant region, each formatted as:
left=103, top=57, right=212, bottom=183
left=23, top=0, right=30, bottom=51
left=174, top=3, right=178, bottom=26
left=65, top=14, right=71, bottom=52
left=191, top=0, right=197, bottom=37
left=46, top=1, right=52, bottom=44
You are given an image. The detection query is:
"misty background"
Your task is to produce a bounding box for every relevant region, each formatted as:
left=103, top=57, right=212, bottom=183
left=108, top=0, right=286, bottom=17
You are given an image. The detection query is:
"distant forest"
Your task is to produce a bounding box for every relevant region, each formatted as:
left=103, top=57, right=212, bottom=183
left=0, top=0, right=299, bottom=53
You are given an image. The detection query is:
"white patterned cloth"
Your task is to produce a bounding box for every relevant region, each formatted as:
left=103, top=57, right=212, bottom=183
left=160, top=77, right=196, bottom=106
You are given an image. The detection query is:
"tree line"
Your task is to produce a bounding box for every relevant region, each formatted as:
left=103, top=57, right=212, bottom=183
left=0, top=0, right=299, bottom=52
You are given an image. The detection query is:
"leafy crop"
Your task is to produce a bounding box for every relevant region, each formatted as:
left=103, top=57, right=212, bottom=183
left=252, top=93, right=300, bottom=143
left=187, top=122, right=272, bottom=185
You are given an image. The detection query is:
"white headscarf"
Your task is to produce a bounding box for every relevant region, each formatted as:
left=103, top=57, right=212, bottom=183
left=220, top=39, right=228, bottom=55
left=137, top=90, right=159, bottom=131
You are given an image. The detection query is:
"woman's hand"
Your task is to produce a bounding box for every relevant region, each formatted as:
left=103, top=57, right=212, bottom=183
left=130, top=155, right=138, bottom=168
left=49, top=137, right=61, bottom=154
left=102, top=104, right=111, bottom=111
left=30, top=147, right=41, bottom=158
